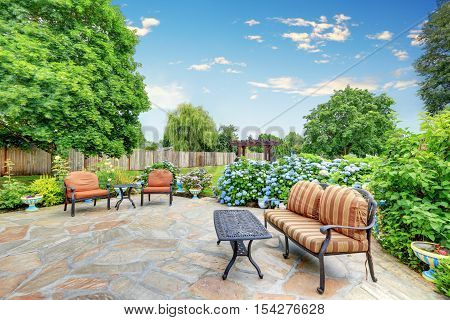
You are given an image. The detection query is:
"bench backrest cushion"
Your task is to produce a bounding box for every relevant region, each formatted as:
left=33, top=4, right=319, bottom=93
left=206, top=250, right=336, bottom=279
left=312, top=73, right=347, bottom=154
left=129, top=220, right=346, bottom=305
left=319, top=185, right=369, bottom=241
left=148, top=169, right=173, bottom=187
left=64, top=171, right=100, bottom=193
left=287, top=181, right=323, bottom=220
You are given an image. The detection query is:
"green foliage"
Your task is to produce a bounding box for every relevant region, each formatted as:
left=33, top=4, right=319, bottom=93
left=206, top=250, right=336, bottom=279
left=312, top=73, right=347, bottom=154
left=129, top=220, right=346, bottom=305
left=370, top=111, right=450, bottom=270
left=0, top=159, right=28, bottom=210
left=303, top=87, right=397, bottom=158
left=140, top=161, right=179, bottom=186
left=95, top=158, right=116, bottom=189
left=248, top=134, right=281, bottom=153
left=29, top=175, right=63, bottom=207
left=163, top=103, right=218, bottom=151
left=179, top=168, right=212, bottom=195
left=144, top=141, right=159, bottom=151
left=216, top=125, right=238, bottom=152
left=180, top=165, right=225, bottom=197
left=0, top=0, right=150, bottom=156
left=52, top=155, right=70, bottom=184
left=276, top=131, right=304, bottom=157
left=414, top=2, right=450, bottom=115
left=434, top=258, right=450, bottom=297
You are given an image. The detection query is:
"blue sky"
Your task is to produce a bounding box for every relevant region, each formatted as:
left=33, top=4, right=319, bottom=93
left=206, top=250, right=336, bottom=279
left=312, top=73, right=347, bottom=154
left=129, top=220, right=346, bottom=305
left=114, top=0, right=436, bottom=141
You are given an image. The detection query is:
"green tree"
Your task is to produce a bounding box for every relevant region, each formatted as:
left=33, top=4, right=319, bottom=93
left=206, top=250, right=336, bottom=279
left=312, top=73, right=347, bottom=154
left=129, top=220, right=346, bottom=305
left=414, top=1, right=450, bottom=114
left=216, top=125, right=238, bottom=152
left=0, top=0, right=150, bottom=156
left=302, top=87, right=397, bottom=158
left=277, top=131, right=304, bottom=156
left=163, top=103, right=218, bottom=151
left=248, top=133, right=281, bottom=153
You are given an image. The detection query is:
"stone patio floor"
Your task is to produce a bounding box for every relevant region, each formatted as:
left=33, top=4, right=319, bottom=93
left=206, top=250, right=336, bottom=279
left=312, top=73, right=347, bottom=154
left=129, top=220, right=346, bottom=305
left=0, top=195, right=443, bottom=300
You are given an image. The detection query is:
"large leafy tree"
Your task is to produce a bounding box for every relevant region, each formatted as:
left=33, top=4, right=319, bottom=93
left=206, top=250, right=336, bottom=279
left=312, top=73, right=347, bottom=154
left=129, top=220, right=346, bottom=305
left=163, top=103, right=218, bottom=151
left=414, top=1, right=450, bottom=115
left=277, top=131, right=303, bottom=156
left=302, top=87, right=397, bottom=158
left=216, top=125, right=238, bottom=152
left=0, top=0, right=150, bottom=156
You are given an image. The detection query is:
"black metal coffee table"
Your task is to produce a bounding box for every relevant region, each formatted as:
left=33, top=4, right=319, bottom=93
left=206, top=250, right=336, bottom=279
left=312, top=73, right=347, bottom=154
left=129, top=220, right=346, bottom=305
left=214, top=210, right=272, bottom=280
left=114, top=183, right=140, bottom=210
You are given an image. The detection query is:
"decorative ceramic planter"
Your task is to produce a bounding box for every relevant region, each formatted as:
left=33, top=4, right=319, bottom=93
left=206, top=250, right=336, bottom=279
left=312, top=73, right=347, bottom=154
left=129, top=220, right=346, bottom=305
left=189, top=188, right=201, bottom=199
left=411, top=241, right=448, bottom=281
left=21, top=195, right=43, bottom=212
left=176, top=180, right=184, bottom=192
left=258, top=198, right=269, bottom=209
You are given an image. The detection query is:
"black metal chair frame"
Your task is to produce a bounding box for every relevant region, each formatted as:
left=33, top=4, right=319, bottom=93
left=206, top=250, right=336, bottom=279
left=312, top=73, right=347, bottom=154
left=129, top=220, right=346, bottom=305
left=140, top=181, right=173, bottom=206
left=64, top=182, right=111, bottom=217
left=264, top=184, right=378, bottom=294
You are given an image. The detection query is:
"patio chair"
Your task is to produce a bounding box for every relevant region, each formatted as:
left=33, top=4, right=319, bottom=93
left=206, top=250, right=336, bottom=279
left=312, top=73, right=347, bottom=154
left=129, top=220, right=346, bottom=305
left=140, top=169, right=173, bottom=206
left=64, top=171, right=111, bottom=217
left=265, top=181, right=377, bottom=294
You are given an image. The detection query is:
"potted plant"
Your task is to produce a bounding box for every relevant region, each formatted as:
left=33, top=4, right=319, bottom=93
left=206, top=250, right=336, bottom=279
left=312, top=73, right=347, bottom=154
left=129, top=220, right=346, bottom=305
left=179, top=168, right=212, bottom=199
left=411, top=241, right=448, bottom=281
left=21, top=194, right=43, bottom=212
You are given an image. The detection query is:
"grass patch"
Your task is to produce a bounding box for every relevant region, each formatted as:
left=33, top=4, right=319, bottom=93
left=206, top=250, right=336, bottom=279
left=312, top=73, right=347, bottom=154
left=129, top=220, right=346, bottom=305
left=0, top=175, right=40, bottom=187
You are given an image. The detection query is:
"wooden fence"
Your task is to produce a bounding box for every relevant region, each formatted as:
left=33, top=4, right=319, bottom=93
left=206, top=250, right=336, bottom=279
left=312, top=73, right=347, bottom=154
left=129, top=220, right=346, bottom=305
left=0, top=147, right=264, bottom=176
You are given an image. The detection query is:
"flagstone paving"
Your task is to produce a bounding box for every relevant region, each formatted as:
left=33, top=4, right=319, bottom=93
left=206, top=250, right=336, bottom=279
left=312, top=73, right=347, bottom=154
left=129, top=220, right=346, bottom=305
left=0, top=195, right=443, bottom=300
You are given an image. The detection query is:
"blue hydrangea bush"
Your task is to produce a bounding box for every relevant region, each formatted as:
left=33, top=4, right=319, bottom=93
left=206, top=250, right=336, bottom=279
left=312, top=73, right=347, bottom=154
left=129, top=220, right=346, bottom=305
left=217, top=155, right=374, bottom=206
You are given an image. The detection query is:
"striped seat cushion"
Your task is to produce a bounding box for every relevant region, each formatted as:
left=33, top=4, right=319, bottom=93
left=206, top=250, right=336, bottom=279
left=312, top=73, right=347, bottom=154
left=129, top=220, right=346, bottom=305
left=265, top=210, right=368, bottom=253
left=287, top=181, right=323, bottom=219
left=319, top=185, right=369, bottom=241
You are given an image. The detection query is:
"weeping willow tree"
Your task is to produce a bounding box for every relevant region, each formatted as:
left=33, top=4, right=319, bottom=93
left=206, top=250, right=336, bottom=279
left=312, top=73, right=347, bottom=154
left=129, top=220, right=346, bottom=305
left=163, top=103, right=218, bottom=151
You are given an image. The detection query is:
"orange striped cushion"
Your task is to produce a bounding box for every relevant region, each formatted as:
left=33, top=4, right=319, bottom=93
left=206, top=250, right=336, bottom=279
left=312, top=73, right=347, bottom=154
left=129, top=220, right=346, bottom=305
left=319, top=185, right=369, bottom=241
left=287, top=181, right=323, bottom=219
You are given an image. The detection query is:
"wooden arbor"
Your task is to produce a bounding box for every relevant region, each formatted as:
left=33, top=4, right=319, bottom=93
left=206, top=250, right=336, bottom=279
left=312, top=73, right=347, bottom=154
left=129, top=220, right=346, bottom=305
left=231, top=139, right=281, bottom=162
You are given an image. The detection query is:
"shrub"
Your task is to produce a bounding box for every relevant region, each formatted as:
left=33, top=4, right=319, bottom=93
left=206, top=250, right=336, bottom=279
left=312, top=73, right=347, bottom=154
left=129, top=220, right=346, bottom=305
left=140, top=161, right=179, bottom=185
left=95, top=158, right=116, bottom=189
left=370, top=111, right=450, bottom=270
left=52, top=155, right=70, bottom=184
left=0, top=159, right=28, bottom=210
left=217, top=158, right=271, bottom=206
left=29, top=175, right=64, bottom=207
left=179, top=168, right=212, bottom=195
left=434, top=259, right=450, bottom=297
left=217, top=155, right=374, bottom=207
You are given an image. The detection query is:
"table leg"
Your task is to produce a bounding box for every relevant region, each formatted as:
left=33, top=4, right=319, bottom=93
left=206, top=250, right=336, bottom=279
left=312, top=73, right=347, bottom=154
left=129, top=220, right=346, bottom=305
left=127, top=187, right=136, bottom=208
left=222, top=240, right=238, bottom=280
left=115, top=187, right=125, bottom=210
left=247, top=240, right=263, bottom=279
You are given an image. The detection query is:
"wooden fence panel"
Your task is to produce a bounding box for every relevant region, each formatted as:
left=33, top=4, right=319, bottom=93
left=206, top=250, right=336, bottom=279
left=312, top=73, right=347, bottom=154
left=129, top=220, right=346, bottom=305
left=0, top=147, right=263, bottom=176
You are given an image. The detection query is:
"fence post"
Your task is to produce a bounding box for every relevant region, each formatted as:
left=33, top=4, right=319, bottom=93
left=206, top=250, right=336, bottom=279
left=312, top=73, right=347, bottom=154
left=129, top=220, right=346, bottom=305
left=1, top=146, right=7, bottom=176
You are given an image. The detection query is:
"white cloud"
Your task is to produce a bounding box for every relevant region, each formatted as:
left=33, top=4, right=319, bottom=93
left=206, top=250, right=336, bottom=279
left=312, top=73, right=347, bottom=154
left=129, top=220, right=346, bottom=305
left=250, top=94, right=258, bottom=100
left=407, top=29, right=422, bottom=46
left=202, top=86, right=211, bottom=94
left=188, top=57, right=245, bottom=72
left=354, top=53, right=363, bottom=59
left=127, top=17, right=160, bottom=37
left=393, top=67, right=411, bottom=77
left=188, top=63, right=211, bottom=71
left=314, top=59, right=330, bottom=64
left=271, top=46, right=278, bottom=50
left=245, top=35, right=264, bottom=43
left=383, top=79, right=417, bottom=90
left=245, top=19, right=260, bottom=26
left=214, top=56, right=231, bottom=65
left=367, top=30, right=393, bottom=41
left=277, top=14, right=351, bottom=51
left=146, top=83, right=187, bottom=110
left=168, top=60, right=182, bottom=65
left=248, top=76, right=378, bottom=96
left=225, top=68, right=242, bottom=74
left=392, top=49, right=409, bottom=61
left=334, top=14, right=351, bottom=24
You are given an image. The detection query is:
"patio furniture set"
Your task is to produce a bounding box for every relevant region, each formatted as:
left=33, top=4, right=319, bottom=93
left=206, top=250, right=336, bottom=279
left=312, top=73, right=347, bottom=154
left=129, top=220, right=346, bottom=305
left=62, top=169, right=377, bottom=295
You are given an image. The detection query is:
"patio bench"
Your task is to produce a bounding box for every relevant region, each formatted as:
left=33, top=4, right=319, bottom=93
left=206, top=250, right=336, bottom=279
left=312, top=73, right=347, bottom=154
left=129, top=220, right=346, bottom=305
left=264, top=181, right=378, bottom=294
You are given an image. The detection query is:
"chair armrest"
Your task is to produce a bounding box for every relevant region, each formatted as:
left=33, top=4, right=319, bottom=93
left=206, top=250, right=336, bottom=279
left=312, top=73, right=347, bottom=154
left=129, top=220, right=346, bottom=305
left=320, top=219, right=375, bottom=235
left=69, top=187, right=75, bottom=192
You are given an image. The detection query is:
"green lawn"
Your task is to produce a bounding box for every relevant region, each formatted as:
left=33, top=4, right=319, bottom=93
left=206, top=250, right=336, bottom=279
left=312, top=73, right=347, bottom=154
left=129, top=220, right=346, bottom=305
left=179, top=165, right=225, bottom=197
left=0, top=175, right=40, bottom=187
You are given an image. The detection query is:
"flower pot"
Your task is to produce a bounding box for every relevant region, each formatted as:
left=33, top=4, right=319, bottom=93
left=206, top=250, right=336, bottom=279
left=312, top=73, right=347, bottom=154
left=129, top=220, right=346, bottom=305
left=21, top=195, right=43, bottom=212
left=189, top=188, right=201, bottom=199
left=411, top=241, right=448, bottom=281
left=257, top=198, right=269, bottom=209
left=176, top=180, right=184, bottom=192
